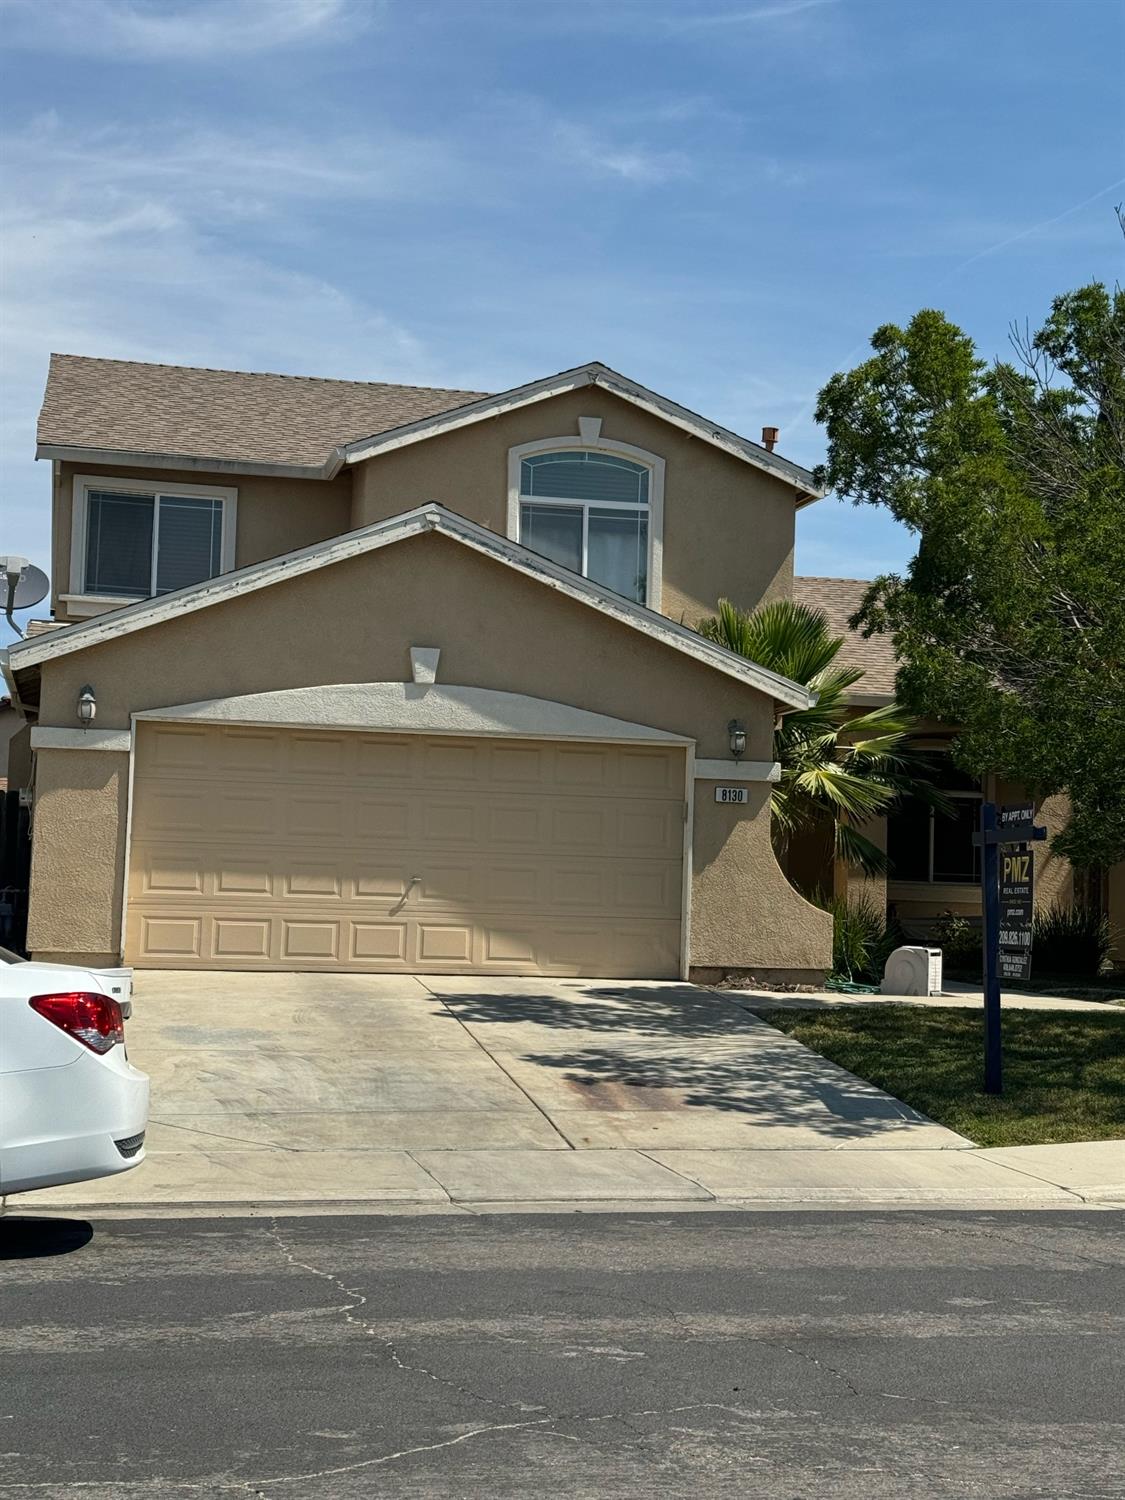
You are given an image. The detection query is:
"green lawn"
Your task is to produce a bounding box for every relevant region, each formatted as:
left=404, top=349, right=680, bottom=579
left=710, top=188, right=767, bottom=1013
left=753, top=1006, right=1125, bottom=1147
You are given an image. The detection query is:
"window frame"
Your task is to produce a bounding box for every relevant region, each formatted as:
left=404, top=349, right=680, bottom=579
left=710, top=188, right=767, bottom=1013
left=887, top=748, right=983, bottom=887
left=68, top=473, right=238, bottom=614
left=507, top=436, right=664, bottom=610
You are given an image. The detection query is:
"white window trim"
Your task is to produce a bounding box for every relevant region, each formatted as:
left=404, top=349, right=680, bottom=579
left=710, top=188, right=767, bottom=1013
left=69, top=473, right=238, bottom=609
left=507, top=435, right=665, bottom=611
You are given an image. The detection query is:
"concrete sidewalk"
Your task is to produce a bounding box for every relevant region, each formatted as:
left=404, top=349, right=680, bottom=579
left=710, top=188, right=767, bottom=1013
left=11, top=973, right=1123, bottom=1215
left=731, top=981, right=1119, bottom=1013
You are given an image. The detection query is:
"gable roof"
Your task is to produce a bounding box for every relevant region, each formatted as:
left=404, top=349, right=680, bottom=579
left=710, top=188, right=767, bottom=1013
left=36, top=355, right=823, bottom=501
left=794, top=576, right=898, bottom=701
left=7, top=504, right=815, bottom=710
left=340, top=362, right=823, bottom=502
left=37, top=354, right=487, bottom=475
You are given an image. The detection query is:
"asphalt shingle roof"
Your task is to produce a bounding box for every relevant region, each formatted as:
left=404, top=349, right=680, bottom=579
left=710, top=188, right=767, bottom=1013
left=37, top=354, right=489, bottom=469
left=794, top=576, right=898, bottom=699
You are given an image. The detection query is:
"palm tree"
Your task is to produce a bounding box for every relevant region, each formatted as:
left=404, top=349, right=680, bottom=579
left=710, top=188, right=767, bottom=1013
left=698, top=597, right=945, bottom=877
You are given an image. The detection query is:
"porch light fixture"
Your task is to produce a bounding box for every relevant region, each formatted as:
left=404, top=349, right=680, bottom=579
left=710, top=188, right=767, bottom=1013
left=727, top=719, right=747, bottom=759
left=76, top=684, right=97, bottom=729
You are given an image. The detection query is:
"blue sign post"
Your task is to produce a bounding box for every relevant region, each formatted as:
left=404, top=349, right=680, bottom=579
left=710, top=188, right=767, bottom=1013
left=975, top=802, right=1047, bottom=1095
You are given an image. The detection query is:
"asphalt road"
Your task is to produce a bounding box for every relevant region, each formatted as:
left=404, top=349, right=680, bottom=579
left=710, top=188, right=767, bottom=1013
left=1, top=1209, right=1122, bottom=1498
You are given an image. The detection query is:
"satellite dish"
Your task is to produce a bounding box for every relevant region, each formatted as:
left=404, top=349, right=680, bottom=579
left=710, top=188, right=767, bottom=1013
left=2, top=556, right=50, bottom=637
left=2, top=559, right=50, bottom=610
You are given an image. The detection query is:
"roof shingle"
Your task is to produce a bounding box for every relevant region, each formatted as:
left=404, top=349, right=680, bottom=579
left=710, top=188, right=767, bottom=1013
left=794, top=576, right=898, bottom=699
left=37, top=354, right=489, bottom=469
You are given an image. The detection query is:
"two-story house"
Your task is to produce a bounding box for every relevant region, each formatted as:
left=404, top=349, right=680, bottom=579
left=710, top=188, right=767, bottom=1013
left=2, top=355, right=836, bottom=981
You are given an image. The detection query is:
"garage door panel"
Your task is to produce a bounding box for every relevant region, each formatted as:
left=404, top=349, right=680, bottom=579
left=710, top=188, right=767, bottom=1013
left=282, top=920, right=341, bottom=961
left=351, top=922, right=408, bottom=962
left=354, top=867, right=408, bottom=900
left=219, top=730, right=282, bottom=776
left=215, top=791, right=276, bottom=837
left=212, top=917, right=273, bottom=960
left=215, top=861, right=274, bottom=897
left=289, top=734, right=347, bottom=776
left=417, top=923, right=474, bottom=964
left=423, top=740, right=483, bottom=781
left=284, top=864, right=342, bottom=898
left=127, top=726, right=685, bottom=975
left=138, top=915, right=203, bottom=960
left=354, top=798, right=412, bottom=841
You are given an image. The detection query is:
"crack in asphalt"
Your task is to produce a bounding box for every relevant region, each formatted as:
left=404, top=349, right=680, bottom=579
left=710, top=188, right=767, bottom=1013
left=913, top=1213, right=1124, bottom=1269
left=261, top=1216, right=546, bottom=1417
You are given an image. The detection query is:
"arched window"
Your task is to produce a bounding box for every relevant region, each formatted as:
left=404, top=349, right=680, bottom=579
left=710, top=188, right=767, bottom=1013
left=509, top=443, right=661, bottom=606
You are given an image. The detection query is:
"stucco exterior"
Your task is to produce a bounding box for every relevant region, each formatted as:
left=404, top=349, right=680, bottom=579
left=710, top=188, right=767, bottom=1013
left=26, top=746, right=127, bottom=967
left=25, top=530, right=831, bottom=975
left=350, top=387, right=796, bottom=626
left=52, top=460, right=353, bottom=622
left=49, top=387, right=797, bottom=634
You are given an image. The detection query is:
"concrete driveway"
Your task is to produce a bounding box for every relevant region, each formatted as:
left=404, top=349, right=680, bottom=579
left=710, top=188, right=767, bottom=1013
left=17, top=971, right=996, bottom=1211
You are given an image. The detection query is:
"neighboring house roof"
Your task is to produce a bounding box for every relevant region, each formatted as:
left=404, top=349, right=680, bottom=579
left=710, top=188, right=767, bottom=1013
left=36, top=355, right=823, bottom=501
left=794, top=576, right=898, bottom=701
left=7, top=504, right=815, bottom=711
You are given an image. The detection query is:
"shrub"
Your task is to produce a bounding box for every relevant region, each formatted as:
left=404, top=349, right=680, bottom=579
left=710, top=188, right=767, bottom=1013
left=932, top=911, right=982, bottom=973
left=831, top=897, right=903, bottom=984
left=1032, top=903, right=1113, bottom=978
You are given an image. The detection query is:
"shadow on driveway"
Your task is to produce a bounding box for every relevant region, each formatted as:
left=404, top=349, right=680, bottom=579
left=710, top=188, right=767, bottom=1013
left=430, top=982, right=923, bottom=1137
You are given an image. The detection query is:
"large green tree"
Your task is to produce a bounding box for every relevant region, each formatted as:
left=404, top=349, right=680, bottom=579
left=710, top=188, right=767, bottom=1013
left=814, top=276, right=1125, bottom=869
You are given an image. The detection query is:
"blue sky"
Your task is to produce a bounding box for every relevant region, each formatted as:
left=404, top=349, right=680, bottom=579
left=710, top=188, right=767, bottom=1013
left=1, top=0, right=1122, bottom=634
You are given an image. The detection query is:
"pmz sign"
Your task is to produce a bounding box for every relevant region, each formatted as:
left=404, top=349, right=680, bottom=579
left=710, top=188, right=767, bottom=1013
left=975, top=801, right=1047, bottom=1094
left=998, top=843, right=1034, bottom=981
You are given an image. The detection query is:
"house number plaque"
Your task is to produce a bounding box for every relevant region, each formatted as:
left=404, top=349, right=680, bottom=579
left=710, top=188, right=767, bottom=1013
left=714, top=786, right=749, bottom=804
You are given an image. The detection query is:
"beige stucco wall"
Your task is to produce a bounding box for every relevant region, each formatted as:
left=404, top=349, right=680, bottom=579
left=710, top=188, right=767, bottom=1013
left=845, top=814, right=889, bottom=913
left=350, top=388, right=797, bottom=627
left=26, top=747, right=127, bottom=966
left=692, top=784, right=831, bottom=975
left=48, top=387, right=798, bottom=633
left=52, top=461, right=353, bottom=621
left=28, top=531, right=829, bottom=974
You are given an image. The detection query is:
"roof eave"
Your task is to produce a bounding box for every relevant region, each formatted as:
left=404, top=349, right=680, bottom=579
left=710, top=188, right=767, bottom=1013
left=341, top=361, right=822, bottom=500
left=36, top=443, right=344, bottom=482
left=7, top=502, right=814, bottom=711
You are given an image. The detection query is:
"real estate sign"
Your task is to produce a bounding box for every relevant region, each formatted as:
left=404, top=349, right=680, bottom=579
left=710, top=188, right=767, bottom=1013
left=998, top=842, right=1034, bottom=981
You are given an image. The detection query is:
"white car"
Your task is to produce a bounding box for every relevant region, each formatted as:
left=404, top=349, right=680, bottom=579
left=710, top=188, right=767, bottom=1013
left=0, top=947, right=150, bottom=1196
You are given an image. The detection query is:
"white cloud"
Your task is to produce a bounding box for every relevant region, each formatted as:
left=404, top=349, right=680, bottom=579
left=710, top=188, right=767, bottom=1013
left=0, top=111, right=454, bottom=592
left=665, top=0, right=838, bottom=30
left=553, top=123, right=692, bottom=184
left=0, top=0, right=366, bottom=60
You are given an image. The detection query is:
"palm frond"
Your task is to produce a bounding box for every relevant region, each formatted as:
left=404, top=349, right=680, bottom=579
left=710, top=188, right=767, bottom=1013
left=697, top=590, right=948, bottom=874
left=834, top=822, right=890, bottom=877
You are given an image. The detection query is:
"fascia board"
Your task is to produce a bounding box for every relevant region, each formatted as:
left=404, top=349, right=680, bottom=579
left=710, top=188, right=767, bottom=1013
left=341, top=361, right=824, bottom=500
left=341, top=368, right=596, bottom=463
left=36, top=443, right=335, bottom=481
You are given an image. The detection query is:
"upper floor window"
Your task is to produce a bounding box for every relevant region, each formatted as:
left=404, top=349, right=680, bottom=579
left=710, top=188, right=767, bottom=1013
left=71, top=475, right=236, bottom=603
left=510, top=442, right=662, bottom=607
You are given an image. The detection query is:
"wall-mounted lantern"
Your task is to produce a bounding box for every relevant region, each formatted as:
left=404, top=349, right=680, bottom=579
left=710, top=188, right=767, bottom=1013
left=727, top=719, right=747, bottom=760
left=77, top=684, right=97, bottom=729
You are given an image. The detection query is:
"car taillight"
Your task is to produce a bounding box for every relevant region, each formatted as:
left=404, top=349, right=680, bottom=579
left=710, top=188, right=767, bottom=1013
left=29, top=991, right=125, bottom=1054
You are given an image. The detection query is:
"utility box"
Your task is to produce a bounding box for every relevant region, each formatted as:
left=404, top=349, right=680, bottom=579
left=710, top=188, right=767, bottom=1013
left=881, top=946, right=943, bottom=996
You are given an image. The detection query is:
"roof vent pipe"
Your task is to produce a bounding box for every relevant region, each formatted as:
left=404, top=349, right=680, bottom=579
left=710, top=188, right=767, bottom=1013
left=761, top=426, right=779, bottom=453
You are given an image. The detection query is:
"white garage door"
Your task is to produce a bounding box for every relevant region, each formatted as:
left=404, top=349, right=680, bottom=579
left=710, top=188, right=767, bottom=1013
left=126, top=723, right=686, bottom=976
